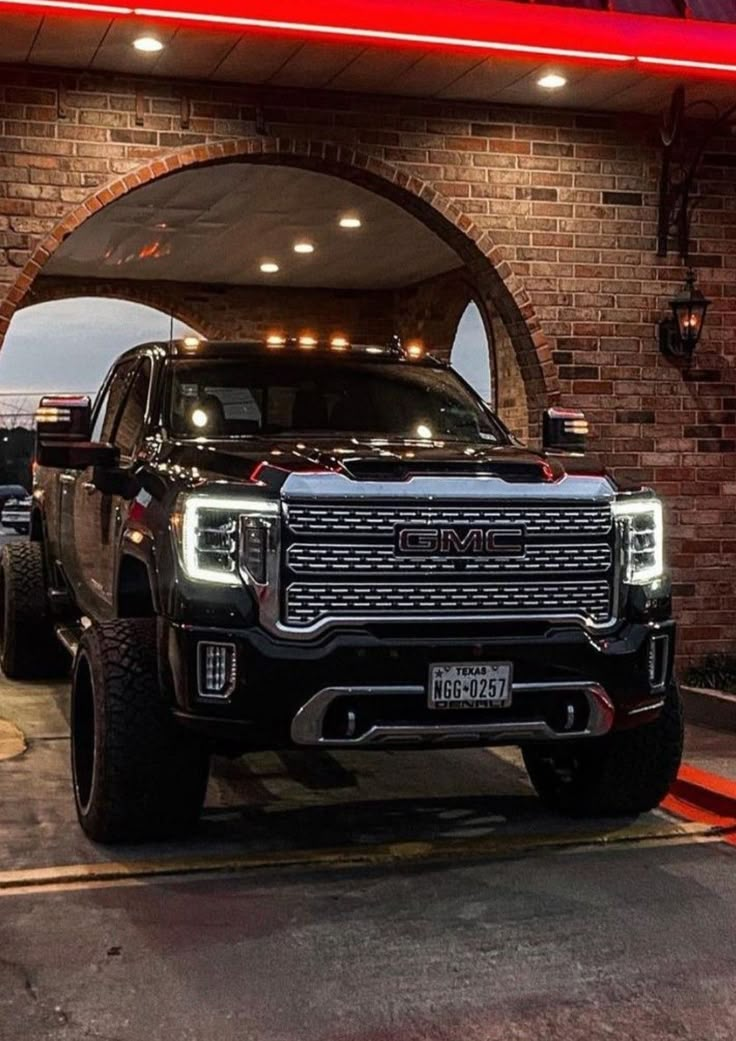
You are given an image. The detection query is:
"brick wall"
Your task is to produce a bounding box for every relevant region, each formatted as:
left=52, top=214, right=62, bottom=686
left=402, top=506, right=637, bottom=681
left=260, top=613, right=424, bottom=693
left=1, top=66, right=735, bottom=659
left=494, top=315, right=530, bottom=440
left=25, top=275, right=399, bottom=344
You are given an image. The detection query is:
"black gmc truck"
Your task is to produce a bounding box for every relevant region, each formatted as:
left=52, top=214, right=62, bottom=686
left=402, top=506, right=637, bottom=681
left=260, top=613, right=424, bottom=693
left=0, top=338, right=682, bottom=842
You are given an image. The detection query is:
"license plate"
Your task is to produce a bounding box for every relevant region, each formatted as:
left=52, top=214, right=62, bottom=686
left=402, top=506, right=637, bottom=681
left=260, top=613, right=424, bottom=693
left=428, top=662, right=513, bottom=710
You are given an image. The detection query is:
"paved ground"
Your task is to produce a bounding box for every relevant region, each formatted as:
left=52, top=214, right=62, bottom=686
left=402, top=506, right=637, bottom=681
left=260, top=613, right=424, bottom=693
left=1, top=661, right=735, bottom=1040
left=684, top=723, right=736, bottom=783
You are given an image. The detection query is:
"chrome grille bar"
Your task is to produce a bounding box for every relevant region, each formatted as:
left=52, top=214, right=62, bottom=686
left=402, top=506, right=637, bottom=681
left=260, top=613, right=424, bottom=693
left=286, top=580, right=612, bottom=626
left=285, top=502, right=613, bottom=537
left=287, top=542, right=612, bottom=575
left=280, top=498, right=616, bottom=630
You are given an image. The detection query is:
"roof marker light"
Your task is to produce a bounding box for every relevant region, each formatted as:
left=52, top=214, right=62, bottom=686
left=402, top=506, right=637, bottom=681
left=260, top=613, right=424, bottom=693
left=330, top=336, right=349, bottom=350
left=406, top=341, right=424, bottom=359
left=266, top=335, right=286, bottom=347
left=299, top=335, right=318, bottom=348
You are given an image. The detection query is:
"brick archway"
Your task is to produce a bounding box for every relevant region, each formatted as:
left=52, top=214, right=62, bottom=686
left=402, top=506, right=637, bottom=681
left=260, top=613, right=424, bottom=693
left=0, top=137, right=559, bottom=431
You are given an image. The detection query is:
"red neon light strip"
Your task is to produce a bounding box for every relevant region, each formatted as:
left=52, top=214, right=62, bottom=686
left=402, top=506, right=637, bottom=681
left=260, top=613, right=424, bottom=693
left=0, top=0, right=132, bottom=12
left=135, top=5, right=633, bottom=64
left=3, top=0, right=736, bottom=77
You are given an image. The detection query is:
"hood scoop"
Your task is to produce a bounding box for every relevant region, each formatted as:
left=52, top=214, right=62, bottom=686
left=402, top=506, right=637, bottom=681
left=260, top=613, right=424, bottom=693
left=341, top=457, right=555, bottom=483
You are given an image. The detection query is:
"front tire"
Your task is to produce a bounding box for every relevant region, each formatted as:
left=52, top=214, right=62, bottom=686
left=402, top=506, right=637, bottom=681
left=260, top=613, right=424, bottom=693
left=522, top=682, right=684, bottom=817
left=0, top=541, right=67, bottom=679
left=71, top=618, right=210, bottom=843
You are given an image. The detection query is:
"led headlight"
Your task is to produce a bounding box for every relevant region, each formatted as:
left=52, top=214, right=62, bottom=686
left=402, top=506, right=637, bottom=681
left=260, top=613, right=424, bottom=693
left=613, top=497, right=664, bottom=585
left=179, top=495, right=278, bottom=585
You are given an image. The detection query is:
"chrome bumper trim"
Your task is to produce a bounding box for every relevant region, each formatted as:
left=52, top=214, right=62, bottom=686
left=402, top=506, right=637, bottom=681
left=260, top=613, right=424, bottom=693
left=290, top=681, right=615, bottom=747
left=626, top=698, right=665, bottom=716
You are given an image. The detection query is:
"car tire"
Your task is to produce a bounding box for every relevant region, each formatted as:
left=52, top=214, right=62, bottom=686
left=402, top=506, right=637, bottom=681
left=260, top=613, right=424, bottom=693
left=522, top=682, right=684, bottom=817
left=0, top=541, right=68, bottom=679
left=71, top=618, right=210, bottom=843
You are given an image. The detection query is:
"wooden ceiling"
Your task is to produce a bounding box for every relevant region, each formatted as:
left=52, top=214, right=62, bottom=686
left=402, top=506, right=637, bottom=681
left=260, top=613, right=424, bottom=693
left=2, top=11, right=736, bottom=113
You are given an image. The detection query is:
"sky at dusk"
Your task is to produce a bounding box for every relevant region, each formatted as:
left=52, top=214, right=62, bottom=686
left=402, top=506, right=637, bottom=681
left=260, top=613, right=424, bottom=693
left=0, top=299, right=194, bottom=424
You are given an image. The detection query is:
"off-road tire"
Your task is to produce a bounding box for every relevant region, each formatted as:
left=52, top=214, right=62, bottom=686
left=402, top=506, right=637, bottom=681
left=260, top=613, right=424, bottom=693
left=0, top=541, right=68, bottom=679
left=522, top=682, right=684, bottom=817
left=71, top=618, right=210, bottom=843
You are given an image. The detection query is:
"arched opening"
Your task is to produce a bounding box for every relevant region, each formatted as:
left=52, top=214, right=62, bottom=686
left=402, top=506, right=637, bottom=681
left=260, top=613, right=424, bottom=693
left=0, top=298, right=200, bottom=490
left=0, top=297, right=199, bottom=409
left=450, top=300, right=493, bottom=404
left=0, top=147, right=555, bottom=438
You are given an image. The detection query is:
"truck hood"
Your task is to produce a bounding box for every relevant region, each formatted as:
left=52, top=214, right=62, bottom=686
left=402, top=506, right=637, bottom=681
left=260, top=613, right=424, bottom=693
left=157, top=435, right=616, bottom=491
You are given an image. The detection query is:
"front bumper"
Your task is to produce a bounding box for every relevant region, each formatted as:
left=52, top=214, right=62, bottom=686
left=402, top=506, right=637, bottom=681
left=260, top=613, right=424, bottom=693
left=162, top=618, right=675, bottom=750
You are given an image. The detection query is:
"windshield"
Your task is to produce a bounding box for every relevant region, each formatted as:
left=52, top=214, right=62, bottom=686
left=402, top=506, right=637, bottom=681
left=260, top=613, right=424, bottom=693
left=167, top=358, right=503, bottom=442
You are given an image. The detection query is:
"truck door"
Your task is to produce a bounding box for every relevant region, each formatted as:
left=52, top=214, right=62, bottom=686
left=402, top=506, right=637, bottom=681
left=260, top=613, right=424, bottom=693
left=97, top=357, right=153, bottom=613
left=69, top=360, right=136, bottom=619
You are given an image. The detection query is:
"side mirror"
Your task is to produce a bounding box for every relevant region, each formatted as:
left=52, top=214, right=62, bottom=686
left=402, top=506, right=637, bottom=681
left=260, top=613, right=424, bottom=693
left=36, top=395, right=91, bottom=440
left=35, top=395, right=100, bottom=469
left=542, top=407, right=589, bottom=454
left=36, top=441, right=120, bottom=470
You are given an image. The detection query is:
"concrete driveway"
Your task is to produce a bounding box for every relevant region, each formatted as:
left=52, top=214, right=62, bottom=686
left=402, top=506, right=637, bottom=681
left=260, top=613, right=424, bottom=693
left=1, top=663, right=735, bottom=1040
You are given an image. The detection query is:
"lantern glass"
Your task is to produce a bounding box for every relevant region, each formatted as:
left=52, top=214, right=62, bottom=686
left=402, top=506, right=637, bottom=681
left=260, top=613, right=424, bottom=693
left=668, top=269, right=710, bottom=353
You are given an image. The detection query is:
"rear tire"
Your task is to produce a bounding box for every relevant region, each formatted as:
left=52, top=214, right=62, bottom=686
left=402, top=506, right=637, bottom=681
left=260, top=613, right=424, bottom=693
left=0, top=542, right=68, bottom=679
left=522, top=682, right=684, bottom=817
left=71, top=618, right=210, bottom=843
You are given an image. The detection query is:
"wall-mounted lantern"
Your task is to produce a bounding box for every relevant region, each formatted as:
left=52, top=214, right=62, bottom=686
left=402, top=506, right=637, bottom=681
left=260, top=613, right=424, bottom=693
left=658, top=268, right=710, bottom=360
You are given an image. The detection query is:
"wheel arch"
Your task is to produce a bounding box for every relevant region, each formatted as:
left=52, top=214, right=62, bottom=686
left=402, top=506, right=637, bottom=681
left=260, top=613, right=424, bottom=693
left=116, top=548, right=158, bottom=618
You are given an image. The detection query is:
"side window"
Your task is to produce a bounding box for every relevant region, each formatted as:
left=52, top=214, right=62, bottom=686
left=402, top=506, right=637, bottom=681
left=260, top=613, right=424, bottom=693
left=90, top=361, right=135, bottom=444
left=113, top=360, right=152, bottom=460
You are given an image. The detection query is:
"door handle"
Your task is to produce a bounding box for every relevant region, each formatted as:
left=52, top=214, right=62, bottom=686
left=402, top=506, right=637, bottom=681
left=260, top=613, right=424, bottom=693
left=81, top=481, right=96, bottom=494
left=59, top=474, right=75, bottom=485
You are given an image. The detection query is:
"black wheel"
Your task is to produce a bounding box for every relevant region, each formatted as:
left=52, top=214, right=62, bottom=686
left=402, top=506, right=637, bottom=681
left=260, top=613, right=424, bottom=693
left=0, top=541, right=68, bottom=679
left=522, top=682, right=684, bottom=817
left=71, top=618, right=210, bottom=843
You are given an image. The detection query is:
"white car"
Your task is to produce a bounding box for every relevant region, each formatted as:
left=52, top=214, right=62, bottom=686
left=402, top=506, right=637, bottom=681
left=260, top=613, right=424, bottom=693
left=1, top=496, right=31, bottom=535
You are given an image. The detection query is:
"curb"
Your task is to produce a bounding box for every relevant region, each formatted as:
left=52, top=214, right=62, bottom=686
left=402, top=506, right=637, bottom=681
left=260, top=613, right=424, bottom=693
left=663, top=764, right=736, bottom=845
left=681, top=685, right=736, bottom=734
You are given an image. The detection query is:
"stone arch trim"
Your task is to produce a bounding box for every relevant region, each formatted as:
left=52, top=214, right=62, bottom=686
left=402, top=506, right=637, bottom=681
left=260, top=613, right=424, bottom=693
left=2, top=136, right=559, bottom=426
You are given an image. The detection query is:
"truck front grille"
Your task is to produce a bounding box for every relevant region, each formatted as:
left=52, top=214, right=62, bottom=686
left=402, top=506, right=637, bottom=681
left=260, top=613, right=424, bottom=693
left=286, top=580, right=613, bottom=625
left=281, top=500, right=615, bottom=629
left=287, top=542, right=612, bottom=575
left=285, top=503, right=612, bottom=537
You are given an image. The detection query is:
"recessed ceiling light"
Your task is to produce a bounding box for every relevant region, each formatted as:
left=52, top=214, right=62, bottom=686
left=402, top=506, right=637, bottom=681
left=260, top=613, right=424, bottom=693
left=339, top=215, right=362, bottom=229
left=293, top=241, right=315, bottom=254
left=537, top=73, right=567, bottom=90
left=260, top=261, right=279, bottom=273
left=133, top=35, right=164, bottom=53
